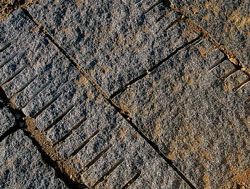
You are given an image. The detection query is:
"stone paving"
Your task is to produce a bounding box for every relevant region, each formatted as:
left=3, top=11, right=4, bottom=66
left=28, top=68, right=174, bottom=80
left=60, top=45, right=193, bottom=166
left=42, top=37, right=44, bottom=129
left=0, top=0, right=249, bottom=189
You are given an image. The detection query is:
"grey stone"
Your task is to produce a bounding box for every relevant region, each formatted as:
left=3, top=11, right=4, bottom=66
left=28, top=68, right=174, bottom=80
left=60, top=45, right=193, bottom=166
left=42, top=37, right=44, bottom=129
left=27, top=0, right=200, bottom=95
left=0, top=10, right=191, bottom=188
left=114, top=39, right=250, bottom=188
left=0, top=130, right=67, bottom=188
left=1, top=3, right=249, bottom=189
left=0, top=107, right=15, bottom=137
left=46, top=87, right=189, bottom=188
left=0, top=10, right=79, bottom=112
left=170, top=0, right=250, bottom=70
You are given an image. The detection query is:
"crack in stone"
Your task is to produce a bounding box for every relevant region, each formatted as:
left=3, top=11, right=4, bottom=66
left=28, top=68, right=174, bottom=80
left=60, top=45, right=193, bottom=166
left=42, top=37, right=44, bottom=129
left=110, top=34, right=202, bottom=98
left=0, top=87, right=88, bottom=189
left=20, top=7, right=199, bottom=188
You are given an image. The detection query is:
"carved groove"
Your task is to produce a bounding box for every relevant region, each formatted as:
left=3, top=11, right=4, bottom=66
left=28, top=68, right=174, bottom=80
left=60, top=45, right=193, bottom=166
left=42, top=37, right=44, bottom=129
left=68, top=130, right=100, bottom=158
left=52, top=117, right=87, bottom=146
left=91, top=159, right=124, bottom=188
left=122, top=170, right=141, bottom=189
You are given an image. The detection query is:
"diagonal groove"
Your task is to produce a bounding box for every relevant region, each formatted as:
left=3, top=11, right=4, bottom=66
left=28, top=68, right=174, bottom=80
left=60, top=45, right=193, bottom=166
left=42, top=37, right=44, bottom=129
left=81, top=145, right=111, bottom=173
left=52, top=117, right=87, bottom=146
left=110, top=34, right=202, bottom=98
left=209, top=56, right=227, bottom=71
left=21, top=8, right=198, bottom=188
left=68, top=130, right=99, bottom=158
left=220, top=68, right=238, bottom=81
left=1, top=65, right=27, bottom=86
left=112, top=105, right=197, bottom=189
left=0, top=86, right=87, bottom=188
left=20, top=78, right=52, bottom=108
left=0, top=53, right=18, bottom=69
left=156, top=8, right=180, bottom=23
left=44, top=104, right=75, bottom=132
left=162, top=15, right=186, bottom=31
left=0, top=42, right=11, bottom=53
left=122, top=170, right=141, bottom=189
left=8, top=75, right=38, bottom=98
left=31, top=92, right=62, bottom=118
left=233, top=78, right=250, bottom=92
left=91, top=159, right=124, bottom=188
left=144, top=0, right=162, bottom=14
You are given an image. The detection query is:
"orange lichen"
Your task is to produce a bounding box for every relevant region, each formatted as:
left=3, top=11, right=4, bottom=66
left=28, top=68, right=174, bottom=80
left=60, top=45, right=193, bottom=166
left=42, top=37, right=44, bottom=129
left=118, top=127, right=128, bottom=141
left=231, top=169, right=250, bottom=188
left=229, top=10, right=250, bottom=30
left=183, top=74, right=194, bottom=85
left=204, top=1, right=220, bottom=16
left=118, top=101, right=132, bottom=117
left=153, top=121, right=162, bottom=139
left=198, top=46, right=208, bottom=57
left=223, top=80, right=233, bottom=92
left=191, top=6, right=199, bottom=14
left=86, top=90, right=95, bottom=100
left=203, top=172, right=212, bottom=189
left=75, top=75, right=89, bottom=86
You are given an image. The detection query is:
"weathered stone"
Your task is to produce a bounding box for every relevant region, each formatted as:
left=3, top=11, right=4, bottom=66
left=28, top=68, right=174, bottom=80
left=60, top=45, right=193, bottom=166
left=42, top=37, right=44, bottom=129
left=114, top=39, right=250, bottom=188
left=0, top=107, right=15, bottom=137
left=0, top=9, right=36, bottom=49
left=170, top=0, right=250, bottom=70
left=27, top=0, right=200, bottom=95
left=0, top=10, right=192, bottom=188
left=1, top=2, right=249, bottom=188
left=0, top=130, right=67, bottom=188
left=47, top=87, right=190, bottom=188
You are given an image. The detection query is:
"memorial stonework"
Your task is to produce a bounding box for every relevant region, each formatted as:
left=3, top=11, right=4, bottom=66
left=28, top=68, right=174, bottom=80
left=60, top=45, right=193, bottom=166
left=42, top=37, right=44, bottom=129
left=0, top=0, right=249, bottom=188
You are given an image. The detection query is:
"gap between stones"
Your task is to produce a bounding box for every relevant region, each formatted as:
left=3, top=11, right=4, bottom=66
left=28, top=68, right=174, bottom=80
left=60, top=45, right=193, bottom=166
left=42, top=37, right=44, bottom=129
left=0, top=88, right=87, bottom=189
left=167, top=1, right=250, bottom=77
left=110, top=35, right=202, bottom=98
left=21, top=7, right=197, bottom=189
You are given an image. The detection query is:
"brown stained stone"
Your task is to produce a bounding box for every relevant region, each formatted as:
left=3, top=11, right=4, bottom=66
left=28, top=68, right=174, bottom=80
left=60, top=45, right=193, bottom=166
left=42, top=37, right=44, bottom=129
left=114, top=38, right=250, bottom=188
left=170, top=0, right=250, bottom=71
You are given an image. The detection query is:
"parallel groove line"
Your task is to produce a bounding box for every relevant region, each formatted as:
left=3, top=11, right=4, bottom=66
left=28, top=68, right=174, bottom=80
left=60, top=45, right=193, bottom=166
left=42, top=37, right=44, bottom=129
left=22, top=72, right=74, bottom=109
left=0, top=86, right=87, bottom=188
left=20, top=78, right=52, bottom=108
left=82, top=145, right=111, bottom=173
left=233, top=78, right=250, bottom=92
left=162, top=15, right=186, bottom=32
left=110, top=34, right=202, bottom=98
left=52, top=117, right=87, bottom=146
left=220, top=68, right=238, bottom=81
left=31, top=92, right=62, bottom=118
left=0, top=42, right=11, bottom=53
left=68, top=130, right=99, bottom=158
left=144, top=0, right=163, bottom=14
left=122, top=170, right=141, bottom=189
left=209, top=56, right=227, bottom=71
left=0, top=53, right=18, bottom=68
left=44, top=104, right=75, bottom=132
left=91, top=158, right=124, bottom=188
left=20, top=7, right=199, bottom=188
left=8, top=75, right=38, bottom=99
left=1, top=65, right=27, bottom=86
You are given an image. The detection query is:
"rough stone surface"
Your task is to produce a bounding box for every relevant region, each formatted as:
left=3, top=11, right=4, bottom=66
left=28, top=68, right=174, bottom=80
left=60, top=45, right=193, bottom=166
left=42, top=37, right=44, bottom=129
left=0, top=130, right=67, bottom=188
left=0, top=10, right=191, bottom=188
left=0, top=107, right=15, bottom=137
left=114, top=39, right=250, bottom=188
left=27, top=0, right=200, bottom=95
left=170, top=0, right=250, bottom=69
left=0, top=1, right=249, bottom=189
